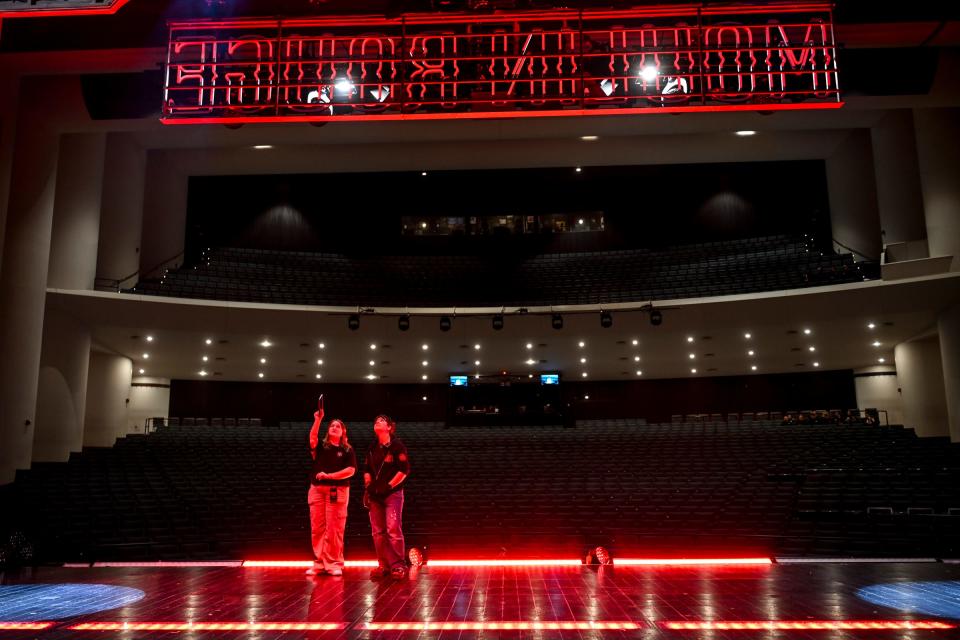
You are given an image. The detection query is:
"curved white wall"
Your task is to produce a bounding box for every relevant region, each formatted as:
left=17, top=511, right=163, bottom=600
left=84, top=351, right=132, bottom=447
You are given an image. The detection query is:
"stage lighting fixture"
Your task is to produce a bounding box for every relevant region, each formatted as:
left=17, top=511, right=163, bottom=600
left=594, top=547, right=613, bottom=565
left=650, top=310, right=663, bottom=326
left=600, top=312, right=613, bottom=328
left=369, top=86, right=390, bottom=102
left=408, top=547, right=425, bottom=567
left=599, top=78, right=618, bottom=96
left=551, top=314, right=563, bottom=330
left=440, top=316, right=452, bottom=332
left=348, top=314, right=360, bottom=330
left=398, top=315, right=410, bottom=331
left=492, top=314, right=504, bottom=331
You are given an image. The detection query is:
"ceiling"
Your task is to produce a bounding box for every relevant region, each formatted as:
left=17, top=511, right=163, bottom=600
left=47, top=272, right=960, bottom=384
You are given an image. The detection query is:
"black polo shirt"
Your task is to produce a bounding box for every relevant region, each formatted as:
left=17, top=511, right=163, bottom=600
left=364, top=438, right=410, bottom=496
left=310, top=443, right=357, bottom=487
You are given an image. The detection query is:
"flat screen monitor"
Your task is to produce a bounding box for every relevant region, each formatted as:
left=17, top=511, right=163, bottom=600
left=449, top=375, right=469, bottom=387
left=540, top=374, right=560, bottom=385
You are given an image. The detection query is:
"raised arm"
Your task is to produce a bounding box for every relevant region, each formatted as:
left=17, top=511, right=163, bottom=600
left=308, top=408, right=324, bottom=451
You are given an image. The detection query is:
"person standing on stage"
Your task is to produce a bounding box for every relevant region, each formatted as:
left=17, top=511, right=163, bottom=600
left=307, top=399, right=356, bottom=576
left=364, top=414, right=410, bottom=580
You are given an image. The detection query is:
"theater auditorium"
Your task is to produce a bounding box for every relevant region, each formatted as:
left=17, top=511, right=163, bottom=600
left=1, top=0, right=960, bottom=637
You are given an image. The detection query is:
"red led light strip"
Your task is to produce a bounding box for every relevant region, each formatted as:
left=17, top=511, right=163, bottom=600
left=663, top=621, right=956, bottom=630
left=363, top=621, right=642, bottom=631
left=0, top=0, right=131, bottom=18
left=243, top=557, right=771, bottom=568
left=67, top=622, right=345, bottom=631
left=0, top=623, right=56, bottom=630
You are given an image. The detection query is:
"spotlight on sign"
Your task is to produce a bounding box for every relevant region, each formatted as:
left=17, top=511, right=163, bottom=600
left=599, top=78, right=619, bottom=96
left=369, top=86, right=391, bottom=102
left=334, top=77, right=355, bottom=94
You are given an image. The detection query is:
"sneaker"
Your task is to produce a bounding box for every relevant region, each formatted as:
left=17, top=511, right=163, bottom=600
left=369, top=566, right=390, bottom=580
left=328, top=568, right=343, bottom=576
left=305, top=566, right=323, bottom=576
left=390, top=566, right=407, bottom=580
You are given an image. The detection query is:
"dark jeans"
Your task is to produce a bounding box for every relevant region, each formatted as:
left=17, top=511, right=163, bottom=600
left=368, top=489, right=405, bottom=570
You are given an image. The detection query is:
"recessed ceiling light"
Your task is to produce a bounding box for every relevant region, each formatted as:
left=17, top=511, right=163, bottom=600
left=813, top=362, right=820, bottom=367
left=690, top=368, right=697, bottom=374
left=580, top=135, right=599, bottom=141
left=581, top=372, right=588, bottom=377
left=634, top=356, right=641, bottom=362
left=528, top=374, right=533, bottom=378
left=689, top=353, right=696, bottom=359
left=526, top=359, right=535, bottom=365
left=803, top=328, right=812, bottom=335
left=421, top=360, right=428, bottom=366
left=421, top=171, right=427, bottom=176
left=318, top=343, right=326, bottom=349
left=317, top=359, right=324, bottom=365
left=202, top=356, right=209, bottom=362
left=867, top=323, right=876, bottom=329
left=580, top=357, right=587, bottom=364
left=199, top=370, right=208, bottom=376
left=687, top=336, right=694, bottom=343
left=578, top=341, right=585, bottom=348
left=474, top=360, right=481, bottom=366
left=421, top=374, right=428, bottom=380
left=744, top=333, right=752, bottom=339
left=370, top=343, right=377, bottom=350
left=751, top=365, right=757, bottom=371
left=205, top=338, right=213, bottom=345
left=258, top=372, right=264, bottom=378
left=474, top=374, right=480, bottom=379
left=142, top=353, right=149, bottom=359
left=252, top=144, right=274, bottom=150
left=735, top=130, right=757, bottom=137
left=260, top=357, right=267, bottom=364
left=631, top=339, right=639, bottom=346
left=526, top=343, right=533, bottom=349
left=474, top=344, right=481, bottom=350
left=138, top=368, right=145, bottom=374
left=145, top=336, right=154, bottom=342
left=636, top=370, right=643, bottom=376
left=575, top=167, right=582, bottom=173
left=422, top=395, right=428, bottom=401
left=315, top=374, right=322, bottom=379
left=260, top=340, right=272, bottom=348
left=808, top=346, right=816, bottom=352
left=367, top=374, right=377, bottom=380
left=584, top=394, right=590, bottom=400
left=748, top=350, right=755, bottom=356
left=878, top=358, right=886, bottom=363
left=369, top=360, right=375, bottom=366
left=872, top=341, right=881, bottom=347
left=422, top=344, right=429, bottom=351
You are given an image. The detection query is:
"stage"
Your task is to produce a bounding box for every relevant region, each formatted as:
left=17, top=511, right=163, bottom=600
left=2, top=560, right=960, bottom=638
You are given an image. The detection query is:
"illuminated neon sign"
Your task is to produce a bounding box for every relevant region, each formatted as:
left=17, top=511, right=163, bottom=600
left=163, top=3, right=841, bottom=124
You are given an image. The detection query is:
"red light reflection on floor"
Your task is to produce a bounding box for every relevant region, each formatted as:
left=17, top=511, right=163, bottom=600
left=663, top=620, right=956, bottom=630
left=0, top=622, right=56, bottom=630
left=362, top=621, right=642, bottom=631
left=66, top=622, right=346, bottom=631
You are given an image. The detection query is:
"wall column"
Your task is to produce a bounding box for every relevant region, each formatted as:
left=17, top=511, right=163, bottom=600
left=914, top=108, right=960, bottom=270
left=894, top=337, right=949, bottom=438
left=84, top=351, right=132, bottom=448
left=938, top=303, right=960, bottom=442
left=870, top=110, right=927, bottom=247
left=825, top=129, right=882, bottom=260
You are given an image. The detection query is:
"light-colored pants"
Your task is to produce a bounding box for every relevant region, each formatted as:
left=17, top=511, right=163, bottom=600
left=308, top=485, right=349, bottom=571
left=368, top=489, right=405, bottom=570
